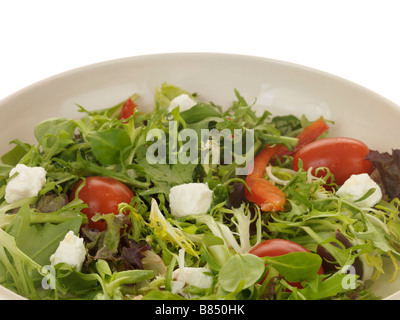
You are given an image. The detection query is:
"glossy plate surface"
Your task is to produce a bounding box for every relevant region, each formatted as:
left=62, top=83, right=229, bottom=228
left=1, top=53, right=399, bottom=300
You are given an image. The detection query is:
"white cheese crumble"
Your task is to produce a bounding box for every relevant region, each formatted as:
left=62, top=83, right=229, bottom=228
left=50, top=231, right=86, bottom=272
left=168, top=94, right=197, bottom=112
left=169, top=183, right=213, bottom=218
left=336, top=173, right=382, bottom=208
left=171, top=267, right=213, bottom=294
left=5, top=164, right=47, bottom=203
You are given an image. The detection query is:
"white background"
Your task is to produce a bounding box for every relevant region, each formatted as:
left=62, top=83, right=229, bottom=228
left=1, top=0, right=399, bottom=106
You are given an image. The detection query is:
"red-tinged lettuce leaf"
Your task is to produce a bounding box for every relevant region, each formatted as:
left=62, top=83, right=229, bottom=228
left=80, top=215, right=153, bottom=271
left=226, top=182, right=246, bottom=209
left=80, top=213, right=131, bottom=261
left=366, top=149, right=400, bottom=200
left=120, top=236, right=151, bottom=270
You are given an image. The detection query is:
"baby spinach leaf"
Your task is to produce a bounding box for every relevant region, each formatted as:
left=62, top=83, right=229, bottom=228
left=34, top=117, right=76, bottom=159
left=86, top=128, right=131, bottom=165
left=0, top=140, right=31, bottom=166
left=180, top=103, right=222, bottom=124
left=298, top=271, right=352, bottom=300
left=34, top=117, right=76, bottom=143
left=218, top=253, right=265, bottom=292
left=263, top=252, right=322, bottom=283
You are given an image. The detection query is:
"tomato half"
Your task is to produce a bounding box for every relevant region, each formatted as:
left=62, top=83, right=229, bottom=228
left=292, top=137, right=373, bottom=186
left=70, top=176, right=134, bottom=231
left=249, top=239, right=324, bottom=288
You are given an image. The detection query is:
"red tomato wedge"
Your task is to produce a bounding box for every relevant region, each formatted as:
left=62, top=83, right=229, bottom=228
left=249, top=239, right=324, bottom=288
left=292, top=137, right=373, bottom=185
left=70, top=176, right=134, bottom=231
left=119, top=97, right=137, bottom=121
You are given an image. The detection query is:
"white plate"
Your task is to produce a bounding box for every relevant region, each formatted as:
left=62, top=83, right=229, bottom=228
left=1, top=53, right=400, bottom=300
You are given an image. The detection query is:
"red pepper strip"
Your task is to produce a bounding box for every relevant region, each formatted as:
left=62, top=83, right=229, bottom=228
left=248, top=145, right=283, bottom=179
left=275, top=117, right=329, bottom=158
left=245, top=145, right=287, bottom=212
left=245, top=118, right=329, bottom=212
left=119, top=97, right=137, bottom=121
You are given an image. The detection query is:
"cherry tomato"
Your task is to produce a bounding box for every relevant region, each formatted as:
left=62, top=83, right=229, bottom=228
left=70, top=176, right=134, bottom=231
left=292, top=137, right=373, bottom=186
left=276, top=118, right=329, bottom=159
left=119, top=97, right=137, bottom=121
left=249, top=239, right=324, bottom=288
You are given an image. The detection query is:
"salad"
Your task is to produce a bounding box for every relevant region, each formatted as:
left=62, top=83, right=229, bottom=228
left=1, top=83, right=400, bottom=300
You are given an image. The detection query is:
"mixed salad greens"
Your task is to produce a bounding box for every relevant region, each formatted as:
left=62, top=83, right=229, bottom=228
left=1, top=83, right=400, bottom=300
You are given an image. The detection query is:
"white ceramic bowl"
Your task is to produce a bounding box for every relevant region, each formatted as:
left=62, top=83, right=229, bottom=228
left=1, top=53, right=400, bottom=300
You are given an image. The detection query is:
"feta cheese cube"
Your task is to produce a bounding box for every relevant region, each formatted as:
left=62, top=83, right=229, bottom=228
left=50, top=231, right=86, bottom=271
left=168, top=94, right=197, bottom=112
left=5, top=164, right=47, bottom=203
left=169, top=183, right=213, bottom=218
left=336, top=173, right=382, bottom=208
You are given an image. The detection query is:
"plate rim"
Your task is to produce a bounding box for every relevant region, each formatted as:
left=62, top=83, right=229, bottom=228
left=1, top=52, right=399, bottom=111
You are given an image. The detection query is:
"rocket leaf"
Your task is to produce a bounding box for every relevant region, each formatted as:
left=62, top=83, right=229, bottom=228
left=6, top=203, right=82, bottom=267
